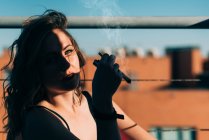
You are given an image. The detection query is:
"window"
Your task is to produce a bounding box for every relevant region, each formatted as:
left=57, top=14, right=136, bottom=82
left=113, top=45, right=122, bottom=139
left=150, top=127, right=196, bottom=140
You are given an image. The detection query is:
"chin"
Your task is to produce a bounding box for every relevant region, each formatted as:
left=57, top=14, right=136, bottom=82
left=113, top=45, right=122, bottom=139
left=46, top=73, right=80, bottom=93
left=59, top=73, right=80, bottom=91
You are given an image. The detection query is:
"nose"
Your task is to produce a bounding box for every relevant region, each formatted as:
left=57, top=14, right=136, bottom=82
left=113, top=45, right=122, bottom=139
left=58, top=56, right=70, bottom=72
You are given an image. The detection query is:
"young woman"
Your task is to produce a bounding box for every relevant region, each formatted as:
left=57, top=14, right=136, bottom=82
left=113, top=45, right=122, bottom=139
left=2, top=10, right=156, bottom=140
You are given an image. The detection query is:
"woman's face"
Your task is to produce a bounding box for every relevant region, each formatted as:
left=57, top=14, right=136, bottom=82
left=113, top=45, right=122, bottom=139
left=40, top=28, right=80, bottom=94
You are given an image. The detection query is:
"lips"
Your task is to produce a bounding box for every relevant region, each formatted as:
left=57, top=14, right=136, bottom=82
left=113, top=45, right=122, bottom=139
left=63, top=73, right=74, bottom=80
left=66, top=73, right=73, bottom=78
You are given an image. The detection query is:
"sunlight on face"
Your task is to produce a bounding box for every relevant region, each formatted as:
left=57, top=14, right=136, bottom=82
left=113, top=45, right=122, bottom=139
left=52, top=28, right=80, bottom=74
left=40, top=29, right=81, bottom=93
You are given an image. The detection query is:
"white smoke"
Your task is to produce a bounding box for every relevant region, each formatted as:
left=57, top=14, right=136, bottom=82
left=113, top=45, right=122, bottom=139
left=79, top=0, right=124, bottom=47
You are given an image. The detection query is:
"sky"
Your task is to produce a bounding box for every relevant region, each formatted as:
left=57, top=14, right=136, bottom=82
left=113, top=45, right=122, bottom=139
left=0, top=0, right=209, bottom=56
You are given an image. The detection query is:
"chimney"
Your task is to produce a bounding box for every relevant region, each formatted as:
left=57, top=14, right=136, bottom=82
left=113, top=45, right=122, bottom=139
left=166, top=46, right=202, bottom=87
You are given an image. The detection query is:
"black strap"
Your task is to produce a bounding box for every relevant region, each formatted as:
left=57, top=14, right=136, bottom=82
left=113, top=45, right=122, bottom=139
left=82, top=91, right=124, bottom=120
left=92, top=105, right=124, bottom=120
left=28, top=91, right=93, bottom=131
left=32, top=105, right=70, bottom=131
left=82, top=91, right=96, bottom=119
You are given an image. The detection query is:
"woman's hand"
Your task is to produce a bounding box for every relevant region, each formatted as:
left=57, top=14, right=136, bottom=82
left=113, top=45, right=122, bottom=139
left=92, top=53, right=123, bottom=114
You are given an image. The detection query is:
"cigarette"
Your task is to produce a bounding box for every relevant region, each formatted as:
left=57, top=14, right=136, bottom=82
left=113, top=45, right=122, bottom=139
left=98, top=52, right=132, bottom=84
left=121, top=72, right=131, bottom=83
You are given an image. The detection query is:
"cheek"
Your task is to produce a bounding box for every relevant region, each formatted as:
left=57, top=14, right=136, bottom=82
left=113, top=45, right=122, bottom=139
left=70, top=54, right=81, bottom=71
left=40, top=65, right=60, bottom=83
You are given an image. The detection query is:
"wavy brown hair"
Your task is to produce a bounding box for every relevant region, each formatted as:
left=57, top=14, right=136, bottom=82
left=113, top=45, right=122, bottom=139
left=1, top=10, right=86, bottom=140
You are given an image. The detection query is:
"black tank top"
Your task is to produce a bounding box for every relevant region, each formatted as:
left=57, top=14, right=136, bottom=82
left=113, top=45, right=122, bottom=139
left=22, top=91, right=94, bottom=140
left=30, top=91, right=94, bottom=131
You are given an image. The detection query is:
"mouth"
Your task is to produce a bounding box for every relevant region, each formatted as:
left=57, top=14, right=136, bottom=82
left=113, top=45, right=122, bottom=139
left=66, top=73, right=73, bottom=77
left=62, top=73, right=74, bottom=80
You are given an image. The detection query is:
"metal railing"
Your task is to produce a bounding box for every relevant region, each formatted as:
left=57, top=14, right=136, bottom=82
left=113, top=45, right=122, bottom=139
left=0, top=16, right=209, bottom=29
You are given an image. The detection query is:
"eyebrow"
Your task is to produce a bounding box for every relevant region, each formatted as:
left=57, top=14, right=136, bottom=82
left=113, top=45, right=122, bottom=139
left=63, top=44, right=74, bottom=50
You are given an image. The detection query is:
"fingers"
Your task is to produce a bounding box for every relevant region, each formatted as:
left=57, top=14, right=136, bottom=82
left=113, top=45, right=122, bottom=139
left=108, top=55, right=116, bottom=66
left=94, top=53, right=113, bottom=67
left=100, top=53, right=109, bottom=63
left=93, top=60, right=100, bottom=67
left=95, top=52, right=131, bottom=84
left=113, top=63, right=123, bottom=79
left=99, top=53, right=116, bottom=66
left=113, top=63, right=119, bottom=71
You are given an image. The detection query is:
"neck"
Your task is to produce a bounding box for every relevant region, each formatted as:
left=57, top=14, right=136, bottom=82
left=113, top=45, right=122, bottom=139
left=43, top=90, right=81, bottom=113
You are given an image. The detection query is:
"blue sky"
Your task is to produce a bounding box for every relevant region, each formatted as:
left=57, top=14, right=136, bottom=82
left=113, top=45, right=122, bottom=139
left=0, top=0, right=209, bottom=56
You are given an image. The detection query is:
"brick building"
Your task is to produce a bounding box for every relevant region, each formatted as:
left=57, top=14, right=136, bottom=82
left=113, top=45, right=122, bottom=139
left=1, top=46, right=209, bottom=140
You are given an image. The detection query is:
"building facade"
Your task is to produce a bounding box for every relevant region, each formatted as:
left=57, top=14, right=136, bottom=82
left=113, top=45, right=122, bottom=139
left=1, top=47, right=209, bottom=140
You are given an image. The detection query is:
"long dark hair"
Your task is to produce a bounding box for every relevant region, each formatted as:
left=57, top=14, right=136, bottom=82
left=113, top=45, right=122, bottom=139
left=1, top=10, right=86, bottom=140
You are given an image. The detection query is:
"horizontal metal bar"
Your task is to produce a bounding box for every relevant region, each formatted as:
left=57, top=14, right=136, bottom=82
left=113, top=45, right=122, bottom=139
left=0, top=128, right=209, bottom=133
left=0, top=16, right=209, bottom=29
left=0, top=78, right=201, bottom=82
left=148, top=128, right=207, bottom=132
left=0, top=128, right=207, bottom=133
